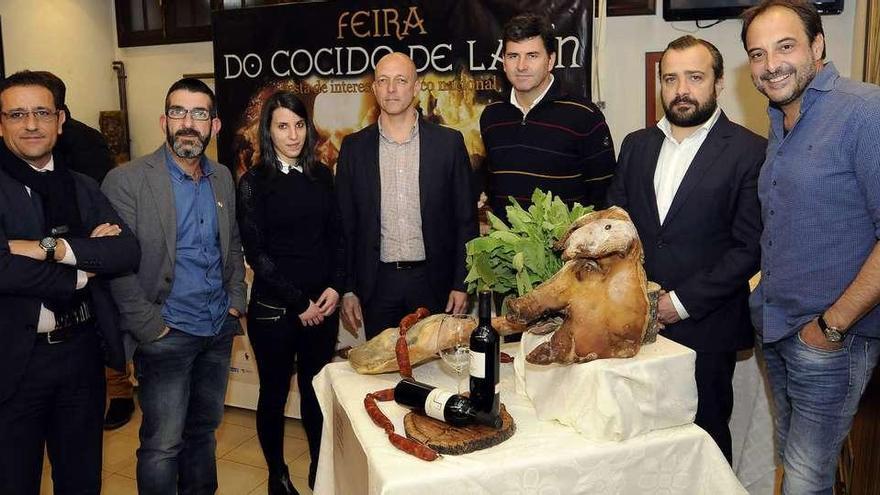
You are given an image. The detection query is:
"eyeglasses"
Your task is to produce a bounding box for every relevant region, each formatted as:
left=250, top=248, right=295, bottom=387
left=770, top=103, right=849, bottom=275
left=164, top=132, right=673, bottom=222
left=0, top=109, right=60, bottom=123
left=166, top=106, right=213, bottom=121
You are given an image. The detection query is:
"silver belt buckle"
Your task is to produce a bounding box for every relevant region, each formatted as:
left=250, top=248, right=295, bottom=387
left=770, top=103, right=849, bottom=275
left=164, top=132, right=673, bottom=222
left=46, top=330, right=63, bottom=345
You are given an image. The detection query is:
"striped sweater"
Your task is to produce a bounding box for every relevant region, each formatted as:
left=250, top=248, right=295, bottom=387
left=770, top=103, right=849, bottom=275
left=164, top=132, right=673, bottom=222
left=479, top=81, right=616, bottom=222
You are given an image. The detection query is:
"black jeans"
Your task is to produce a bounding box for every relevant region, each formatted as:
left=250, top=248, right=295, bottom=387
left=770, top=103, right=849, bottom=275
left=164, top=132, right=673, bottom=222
left=247, top=297, right=338, bottom=486
left=0, top=325, right=105, bottom=495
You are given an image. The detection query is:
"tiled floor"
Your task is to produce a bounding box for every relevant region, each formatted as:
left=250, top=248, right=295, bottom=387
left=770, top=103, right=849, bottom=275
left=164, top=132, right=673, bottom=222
left=40, top=402, right=313, bottom=495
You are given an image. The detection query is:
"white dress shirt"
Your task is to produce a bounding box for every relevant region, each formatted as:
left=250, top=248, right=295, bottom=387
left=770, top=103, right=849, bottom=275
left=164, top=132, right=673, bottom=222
left=510, top=75, right=555, bottom=116
left=277, top=158, right=302, bottom=174
left=653, top=106, right=721, bottom=320
left=25, top=157, right=88, bottom=332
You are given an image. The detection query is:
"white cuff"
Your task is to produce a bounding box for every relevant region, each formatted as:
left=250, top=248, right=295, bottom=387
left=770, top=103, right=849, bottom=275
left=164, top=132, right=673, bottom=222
left=59, top=239, right=77, bottom=266
left=75, top=270, right=89, bottom=290
left=668, top=291, right=690, bottom=320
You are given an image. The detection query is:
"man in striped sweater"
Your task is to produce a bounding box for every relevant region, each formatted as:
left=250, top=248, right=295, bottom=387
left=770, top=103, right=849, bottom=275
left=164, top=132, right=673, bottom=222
left=480, top=13, right=616, bottom=222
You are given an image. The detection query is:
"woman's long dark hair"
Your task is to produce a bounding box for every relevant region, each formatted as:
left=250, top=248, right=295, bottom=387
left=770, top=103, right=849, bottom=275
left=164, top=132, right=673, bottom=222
left=257, top=91, right=320, bottom=180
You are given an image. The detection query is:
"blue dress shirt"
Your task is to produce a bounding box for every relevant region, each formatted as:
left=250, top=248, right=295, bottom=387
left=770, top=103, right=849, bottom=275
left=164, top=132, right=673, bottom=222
left=753, top=63, right=880, bottom=342
left=161, top=149, right=229, bottom=336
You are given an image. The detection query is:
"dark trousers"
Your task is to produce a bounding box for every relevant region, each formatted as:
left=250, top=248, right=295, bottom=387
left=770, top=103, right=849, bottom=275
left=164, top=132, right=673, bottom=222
left=247, top=297, right=339, bottom=488
left=363, top=264, right=444, bottom=339
left=693, top=350, right=737, bottom=464
left=0, top=326, right=105, bottom=495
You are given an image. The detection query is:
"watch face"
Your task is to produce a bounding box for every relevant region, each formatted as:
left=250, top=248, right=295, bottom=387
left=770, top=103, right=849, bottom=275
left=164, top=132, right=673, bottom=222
left=40, top=237, right=57, bottom=249
left=824, top=329, right=844, bottom=343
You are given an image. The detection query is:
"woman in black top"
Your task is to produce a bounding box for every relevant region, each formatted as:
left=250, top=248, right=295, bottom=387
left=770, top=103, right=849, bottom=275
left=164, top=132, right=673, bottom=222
left=237, top=91, right=344, bottom=495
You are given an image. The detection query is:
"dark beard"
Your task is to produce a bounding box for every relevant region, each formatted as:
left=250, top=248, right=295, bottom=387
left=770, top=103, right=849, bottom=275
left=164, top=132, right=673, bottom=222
left=165, top=125, right=211, bottom=159
left=662, top=94, right=717, bottom=128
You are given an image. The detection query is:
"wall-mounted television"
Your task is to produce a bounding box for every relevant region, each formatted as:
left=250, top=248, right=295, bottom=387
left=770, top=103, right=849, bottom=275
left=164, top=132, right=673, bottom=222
left=663, top=0, right=843, bottom=21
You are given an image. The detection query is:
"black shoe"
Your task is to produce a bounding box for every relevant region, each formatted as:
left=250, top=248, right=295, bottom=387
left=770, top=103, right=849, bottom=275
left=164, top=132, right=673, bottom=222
left=103, top=398, right=135, bottom=430
left=268, top=468, right=300, bottom=495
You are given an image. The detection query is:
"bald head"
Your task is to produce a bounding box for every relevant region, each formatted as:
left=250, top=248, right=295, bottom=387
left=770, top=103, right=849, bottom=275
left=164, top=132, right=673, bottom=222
left=375, top=52, right=417, bottom=80
left=372, top=52, right=420, bottom=118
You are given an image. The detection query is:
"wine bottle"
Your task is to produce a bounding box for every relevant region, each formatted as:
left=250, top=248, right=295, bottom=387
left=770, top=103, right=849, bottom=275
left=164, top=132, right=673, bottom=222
left=469, top=290, right=500, bottom=417
left=394, top=379, right=501, bottom=428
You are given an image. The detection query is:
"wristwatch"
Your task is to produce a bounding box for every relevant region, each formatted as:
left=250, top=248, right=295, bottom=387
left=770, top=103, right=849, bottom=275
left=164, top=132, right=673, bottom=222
left=39, top=236, right=57, bottom=262
left=817, top=314, right=844, bottom=343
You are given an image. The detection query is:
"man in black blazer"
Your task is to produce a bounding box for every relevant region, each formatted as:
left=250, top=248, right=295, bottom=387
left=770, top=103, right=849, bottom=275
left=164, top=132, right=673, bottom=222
left=607, top=36, right=764, bottom=462
left=337, top=52, right=478, bottom=339
left=0, top=71, right=139, bottom=494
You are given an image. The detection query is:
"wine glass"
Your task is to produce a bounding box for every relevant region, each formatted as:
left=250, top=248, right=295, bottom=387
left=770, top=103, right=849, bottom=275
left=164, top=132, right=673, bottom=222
left=436, top=314, right=475, bottom=394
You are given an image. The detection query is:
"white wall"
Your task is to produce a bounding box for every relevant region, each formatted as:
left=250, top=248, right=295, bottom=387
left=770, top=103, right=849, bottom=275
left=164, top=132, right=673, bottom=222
left=598, top=4, right=860, bottom=146
left=0, top=0, right=118, bottom=129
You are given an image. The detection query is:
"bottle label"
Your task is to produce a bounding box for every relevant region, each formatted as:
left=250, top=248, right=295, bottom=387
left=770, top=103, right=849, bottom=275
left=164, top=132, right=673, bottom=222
left=424, top=388, right=453, bottom=422
left=469, top=350, right=486, bottom=378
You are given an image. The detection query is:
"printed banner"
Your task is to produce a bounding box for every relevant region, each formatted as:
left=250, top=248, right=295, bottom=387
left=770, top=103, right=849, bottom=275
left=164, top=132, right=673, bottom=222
left=212, top=0, right=593, bottom=175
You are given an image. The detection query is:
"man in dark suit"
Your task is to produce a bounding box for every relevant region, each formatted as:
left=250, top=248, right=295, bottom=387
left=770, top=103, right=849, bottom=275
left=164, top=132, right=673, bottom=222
left=336, top=52, right=478, bottom=339
left=607, top=36, right=764, bottom=462
left=0, top=71, right=140, bottom=494
left=38, top=70, right=137, bottom=430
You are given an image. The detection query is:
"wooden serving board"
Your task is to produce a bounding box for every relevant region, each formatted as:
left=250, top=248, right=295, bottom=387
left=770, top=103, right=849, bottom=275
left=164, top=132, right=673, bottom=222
left=403, top=404, right=515, bottom=455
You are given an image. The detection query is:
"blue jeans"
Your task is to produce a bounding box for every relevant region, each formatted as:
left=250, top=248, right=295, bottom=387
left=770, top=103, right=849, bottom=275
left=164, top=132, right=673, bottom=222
left=763, top=331, right=880, bottom=495
left=133, top=316, right=238, bottom=495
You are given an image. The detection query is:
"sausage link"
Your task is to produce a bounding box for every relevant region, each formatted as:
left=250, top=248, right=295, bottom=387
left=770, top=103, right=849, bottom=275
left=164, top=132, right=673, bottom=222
left=500, top=352, right=514, bottom=363
left=396, top=335, right=413, bottom=378
left=364, top=395, right=394, bottom=432
left=369, top=388, right=395, bottom=402
left=414, top=307, right=430, bottom=320
left=399, top=313, right=420, bottom=334
left=387, top=431, right=439, bottom=461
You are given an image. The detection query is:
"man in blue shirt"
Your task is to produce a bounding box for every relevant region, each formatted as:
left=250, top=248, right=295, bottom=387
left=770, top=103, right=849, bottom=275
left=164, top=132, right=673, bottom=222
left=102, top=79, right=246, bottom=495
left=742, top=1, right=880, bottom=493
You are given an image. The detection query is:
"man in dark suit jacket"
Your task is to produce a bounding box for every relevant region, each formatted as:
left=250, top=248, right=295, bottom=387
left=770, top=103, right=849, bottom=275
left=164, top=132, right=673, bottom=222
left=0, top=71, right=139, bottom=495
left=607, top=36, right=764, bottom=462
left=37, top=70, right=137, bottom=430
left=337, top=52, right=478, bottom=339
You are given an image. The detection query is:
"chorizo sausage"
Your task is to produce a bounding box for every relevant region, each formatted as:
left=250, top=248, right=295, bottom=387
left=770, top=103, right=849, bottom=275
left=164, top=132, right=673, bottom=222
left=387, top=431, right=439, bottom=461
left=364, top=395, right=394, bottom=432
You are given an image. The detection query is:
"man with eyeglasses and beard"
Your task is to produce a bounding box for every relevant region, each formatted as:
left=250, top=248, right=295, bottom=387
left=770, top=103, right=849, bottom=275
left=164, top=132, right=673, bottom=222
left=607, top=35, right=765, bottom=463
left=742, top=1, right=880, bottom=492
left=101, top=78, right=246, bottom=495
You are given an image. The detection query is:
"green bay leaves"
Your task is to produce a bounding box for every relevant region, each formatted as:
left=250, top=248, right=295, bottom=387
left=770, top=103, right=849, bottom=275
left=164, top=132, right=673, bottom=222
left=465, top=189, right=593, bottom=295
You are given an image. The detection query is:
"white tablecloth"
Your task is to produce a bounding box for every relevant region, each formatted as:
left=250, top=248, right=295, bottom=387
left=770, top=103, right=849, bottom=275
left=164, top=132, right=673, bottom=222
left=314, top=343, right=746, bottom=495
left=515, top=334, right=697, bottom=441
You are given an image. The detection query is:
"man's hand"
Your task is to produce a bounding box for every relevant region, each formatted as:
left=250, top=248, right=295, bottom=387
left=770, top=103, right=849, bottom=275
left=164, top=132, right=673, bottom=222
left=90, top=223, right=122, bottom=238
left=799, top=318, right=845, bottom=351
left=316, top=288, right=340, bottom=317
left=341, top=294, right=363, bottom=337
left=299, top=300, right=325, bottom=327
left=445, top=290, right=468, bottom=314
left=657, top=290, right=682, bottom=325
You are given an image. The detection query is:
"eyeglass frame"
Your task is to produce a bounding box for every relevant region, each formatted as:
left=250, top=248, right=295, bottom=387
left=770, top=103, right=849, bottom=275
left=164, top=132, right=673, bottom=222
left=165, top=106, right=215, bottom=121
left=0, top=108, right=62, bottom=124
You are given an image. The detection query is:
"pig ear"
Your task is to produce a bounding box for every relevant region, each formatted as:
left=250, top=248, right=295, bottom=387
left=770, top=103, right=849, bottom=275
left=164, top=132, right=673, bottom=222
left=554, top=211, right=598, bottom=251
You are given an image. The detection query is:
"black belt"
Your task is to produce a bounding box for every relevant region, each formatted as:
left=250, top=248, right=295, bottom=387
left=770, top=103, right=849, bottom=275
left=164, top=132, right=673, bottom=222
left=36, top=318, right=95, bottom=345
left=381, top=260, right=426, bottom=270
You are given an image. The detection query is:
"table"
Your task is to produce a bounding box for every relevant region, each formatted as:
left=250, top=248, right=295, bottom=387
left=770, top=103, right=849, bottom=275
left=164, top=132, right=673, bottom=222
left=314, top=343, right=746, bottom=494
